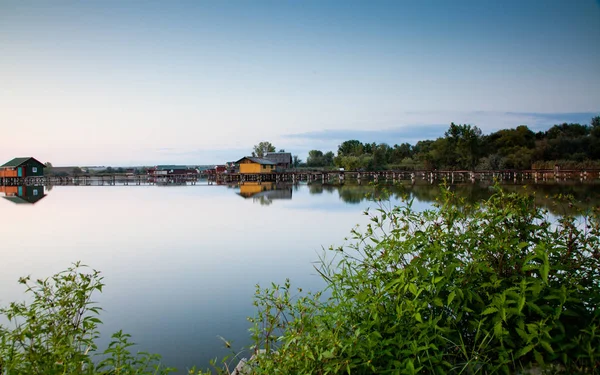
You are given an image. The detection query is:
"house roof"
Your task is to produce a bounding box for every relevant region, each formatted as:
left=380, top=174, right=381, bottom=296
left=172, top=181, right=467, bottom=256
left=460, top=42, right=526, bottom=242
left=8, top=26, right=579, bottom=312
left=235, top=157, right=277, bottom=165
left=265, top=152, right=292, bottom=165
left=155, top=165, right=193, bottom=170
left=1, top=157, right=45, bottom=168
left=2, top=195, right=46, bottom=204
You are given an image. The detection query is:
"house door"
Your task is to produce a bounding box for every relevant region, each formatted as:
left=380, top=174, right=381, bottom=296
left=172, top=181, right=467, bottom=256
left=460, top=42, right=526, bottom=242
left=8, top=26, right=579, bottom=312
left=18, top=186, right=23, bottom=196
left=17, top=167, right=23, bottom=177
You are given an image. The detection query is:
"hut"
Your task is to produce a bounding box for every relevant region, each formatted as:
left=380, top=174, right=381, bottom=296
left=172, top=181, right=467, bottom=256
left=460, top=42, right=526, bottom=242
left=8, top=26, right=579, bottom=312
left=264, top=152, right=292, bottom=170
left=235, top=157, right=276, bottom=174
left=0, top=157, right=45, bottom=178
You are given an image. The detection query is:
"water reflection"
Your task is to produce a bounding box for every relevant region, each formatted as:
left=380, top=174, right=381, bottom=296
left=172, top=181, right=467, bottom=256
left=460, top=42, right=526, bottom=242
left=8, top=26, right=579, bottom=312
left=237, top=182, right=293, bottom=205
left=304, top=181, right=600, bottom=215
left=0, top=185, right=46, bottom=204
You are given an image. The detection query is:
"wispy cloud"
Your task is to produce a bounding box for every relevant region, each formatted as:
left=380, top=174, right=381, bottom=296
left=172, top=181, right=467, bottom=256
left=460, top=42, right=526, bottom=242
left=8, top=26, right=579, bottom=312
left=284, top=111, right=600, bottom=147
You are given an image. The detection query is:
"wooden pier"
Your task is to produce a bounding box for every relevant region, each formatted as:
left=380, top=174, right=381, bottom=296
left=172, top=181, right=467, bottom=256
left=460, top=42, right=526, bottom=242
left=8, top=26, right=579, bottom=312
left=214, top=168, right=600, bottom=185
left=1, top=168, right=599, bottom=187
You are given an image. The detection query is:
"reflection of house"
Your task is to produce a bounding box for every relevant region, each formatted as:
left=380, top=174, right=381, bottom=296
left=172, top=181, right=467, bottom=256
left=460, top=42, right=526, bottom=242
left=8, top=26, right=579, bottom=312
left=0, top=157, right=45, bottom=178
left=235, top=157, right=276, bottom=174
left=1, top=185, right=46, bottom=204
left=265, top=152, right=292, bottom=170
left=238, top=182, right=293, bottom=200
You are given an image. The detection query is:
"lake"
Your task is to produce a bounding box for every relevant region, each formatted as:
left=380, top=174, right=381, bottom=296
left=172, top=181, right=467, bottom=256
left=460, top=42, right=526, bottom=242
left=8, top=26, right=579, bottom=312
left=0, top=180, right=598, bottom=372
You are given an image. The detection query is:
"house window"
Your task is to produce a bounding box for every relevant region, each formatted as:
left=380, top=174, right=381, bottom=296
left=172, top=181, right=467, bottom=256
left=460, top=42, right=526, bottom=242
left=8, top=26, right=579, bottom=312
left=33, top=189, right=38, bottom=196
left=32, top=167, right=37, bottom=173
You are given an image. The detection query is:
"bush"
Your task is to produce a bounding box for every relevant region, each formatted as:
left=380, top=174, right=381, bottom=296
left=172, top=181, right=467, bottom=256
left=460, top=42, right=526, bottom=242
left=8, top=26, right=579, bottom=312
left=247, top=186, right=600, bottom=374
left=0, top=263, right=184, bottom=375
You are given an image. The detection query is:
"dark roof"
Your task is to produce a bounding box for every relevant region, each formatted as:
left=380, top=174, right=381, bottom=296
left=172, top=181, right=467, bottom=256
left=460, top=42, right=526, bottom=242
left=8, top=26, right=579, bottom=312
left=235, top=157, right=277, bottom=165
left=155, top=165, right=193, bottom=170
left=1, top=157, right=45, bottom=168
left=265, top=152, right=292, bottom=165
left=2, top=195, right=46, bottom=205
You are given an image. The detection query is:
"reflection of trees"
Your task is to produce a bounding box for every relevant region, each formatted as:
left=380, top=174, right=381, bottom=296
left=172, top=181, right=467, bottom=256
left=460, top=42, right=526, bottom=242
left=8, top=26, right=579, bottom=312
left=253, top=196, right=273, bottom=206
left=304, top=182, right=600, bottom=214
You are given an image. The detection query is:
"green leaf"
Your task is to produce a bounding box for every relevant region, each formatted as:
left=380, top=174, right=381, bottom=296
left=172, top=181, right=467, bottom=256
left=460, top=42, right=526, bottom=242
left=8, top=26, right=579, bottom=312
left=448, top=291, right=456, bottom=305
left=516, top=344, right=535, bottom=358
left=414, top=313, right=422, bottom=323
left=408, top=283, right=418, bottom=296
left=482, top=307, right=498, bottom=315
left=540, top=341, right=554, bottom=355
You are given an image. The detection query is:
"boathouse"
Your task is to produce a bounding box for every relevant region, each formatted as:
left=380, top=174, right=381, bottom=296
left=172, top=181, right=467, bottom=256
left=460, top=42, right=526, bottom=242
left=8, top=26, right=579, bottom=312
left=236, top=157, right=276, bottom=174
left=0, top=157, right=45, bottom=178
left=265, top=152, right=292, bottom=170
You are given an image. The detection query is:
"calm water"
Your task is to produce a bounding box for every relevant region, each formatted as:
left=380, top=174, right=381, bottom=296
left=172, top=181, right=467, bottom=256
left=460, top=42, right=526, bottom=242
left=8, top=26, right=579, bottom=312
left=1, top=180, right=598, bottom=372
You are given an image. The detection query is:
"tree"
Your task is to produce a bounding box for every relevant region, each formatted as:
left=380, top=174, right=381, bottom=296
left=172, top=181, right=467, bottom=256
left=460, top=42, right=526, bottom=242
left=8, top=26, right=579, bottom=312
left=253, top=141, right=276, bottom=157
left=44, top=162, right=53, bottom=176
left=337, top=140, right=363, bottom=157
left=292, top=155, right=302, bottom=168
left=72, top=167, right=83, bottom=175
left=307, top=150, right=324, bottom=167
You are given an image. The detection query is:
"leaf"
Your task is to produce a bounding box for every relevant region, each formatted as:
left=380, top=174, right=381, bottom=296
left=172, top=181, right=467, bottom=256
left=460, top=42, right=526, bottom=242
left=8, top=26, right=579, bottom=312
left=447, top=291, right=456, bottom=305
left=414, top=313, right=422, bottom=323
left=482, top=307, right=498, bottom=315
left=408, top=284, right=418, bottom=296
left=540, top=341, right=554, bottom=355
left=516, top=344, right=535, bottom=358
left=533, top=349, right=545, bottom=366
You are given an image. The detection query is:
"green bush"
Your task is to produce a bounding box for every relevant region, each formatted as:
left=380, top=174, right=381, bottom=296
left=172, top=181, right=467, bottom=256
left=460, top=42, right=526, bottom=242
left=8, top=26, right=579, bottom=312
left=0, top=263, right=183, bottom=375
left=247, top=187, right=600, bottom=374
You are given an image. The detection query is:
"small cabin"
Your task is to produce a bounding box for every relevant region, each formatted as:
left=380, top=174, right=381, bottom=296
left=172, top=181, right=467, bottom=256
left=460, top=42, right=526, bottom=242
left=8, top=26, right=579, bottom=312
left=235, top=157, right=276, bottom=174
left=264, top=152, right=292, bottom=170
left=0, top=157, right=45, bottom=178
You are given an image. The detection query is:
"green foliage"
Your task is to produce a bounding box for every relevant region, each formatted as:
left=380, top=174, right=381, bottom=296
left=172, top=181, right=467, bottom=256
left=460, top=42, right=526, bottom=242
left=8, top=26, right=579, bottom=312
left=252, top=142, right=276, bottom=158
left=247, top=187, right=600, bottom=374
left=330, top=116, right=600, bottom=171
left=0, top=263, right=192, bottom=375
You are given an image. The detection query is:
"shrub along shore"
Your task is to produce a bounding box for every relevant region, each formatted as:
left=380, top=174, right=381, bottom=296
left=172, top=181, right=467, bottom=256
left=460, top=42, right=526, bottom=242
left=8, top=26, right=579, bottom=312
left=1, top=186, right=599, bottom=374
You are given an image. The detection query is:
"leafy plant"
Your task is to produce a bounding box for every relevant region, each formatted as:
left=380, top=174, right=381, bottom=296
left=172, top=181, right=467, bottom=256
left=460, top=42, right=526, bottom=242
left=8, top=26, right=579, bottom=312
left=0, top=262, right=185, bottom=375
left=247, top=185, right=600, bottom=374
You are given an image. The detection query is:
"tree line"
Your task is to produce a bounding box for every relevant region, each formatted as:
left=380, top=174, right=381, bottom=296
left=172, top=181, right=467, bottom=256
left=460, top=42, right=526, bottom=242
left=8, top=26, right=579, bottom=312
left=292, top=116, right=600, bottom=171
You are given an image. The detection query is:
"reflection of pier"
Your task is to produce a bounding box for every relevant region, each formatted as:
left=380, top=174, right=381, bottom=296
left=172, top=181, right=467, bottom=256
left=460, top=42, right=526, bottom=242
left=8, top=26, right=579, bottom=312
left=215, top=168, right=600, bottom=185
left=0, top=174, right=201, bottom=186
left=1, top=168, right=599, bottom=187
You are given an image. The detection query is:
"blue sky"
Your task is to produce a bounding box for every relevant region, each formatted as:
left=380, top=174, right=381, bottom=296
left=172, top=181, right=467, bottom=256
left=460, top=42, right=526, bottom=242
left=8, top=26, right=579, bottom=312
left=1, top=0, right=599, bottom=165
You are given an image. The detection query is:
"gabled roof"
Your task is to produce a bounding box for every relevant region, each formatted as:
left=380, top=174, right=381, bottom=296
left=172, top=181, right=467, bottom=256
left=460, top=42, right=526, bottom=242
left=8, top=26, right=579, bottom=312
left=1, top=157, right=45, bottom=168
left=155, top=165, right=192, bottom=170
left=265, top=152, right=292, bottom=165
left=2, top=195, right=46, bottom=204
left=235, top=157, right=277, bottom=165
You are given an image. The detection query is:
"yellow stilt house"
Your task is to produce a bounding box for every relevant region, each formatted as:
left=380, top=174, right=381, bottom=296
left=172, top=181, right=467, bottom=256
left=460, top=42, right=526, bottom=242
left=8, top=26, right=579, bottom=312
left=235, top=157, right=276, bottom=174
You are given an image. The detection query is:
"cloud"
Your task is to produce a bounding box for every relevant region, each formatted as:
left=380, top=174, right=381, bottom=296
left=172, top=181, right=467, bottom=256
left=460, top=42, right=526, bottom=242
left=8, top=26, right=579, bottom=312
left=285, top=125, right=447, bottom=145
left=284, top=111, right=600, bottom=148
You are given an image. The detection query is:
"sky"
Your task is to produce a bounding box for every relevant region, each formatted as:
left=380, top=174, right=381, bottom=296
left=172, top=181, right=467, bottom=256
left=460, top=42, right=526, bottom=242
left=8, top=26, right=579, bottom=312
left=1, top=0, right=599, bottom=166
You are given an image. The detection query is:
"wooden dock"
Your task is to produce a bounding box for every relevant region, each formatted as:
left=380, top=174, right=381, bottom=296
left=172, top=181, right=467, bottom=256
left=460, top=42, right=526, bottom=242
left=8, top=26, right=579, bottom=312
left=214, top=169, right=600, bottom=184
left=1, top=169, right=599, bottom=187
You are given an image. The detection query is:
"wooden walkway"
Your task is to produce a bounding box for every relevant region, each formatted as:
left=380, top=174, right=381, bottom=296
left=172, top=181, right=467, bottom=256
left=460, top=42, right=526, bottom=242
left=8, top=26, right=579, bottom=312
left=1, top=169, right=599, bottom=187
left=214, top=169, right=600, bottom=184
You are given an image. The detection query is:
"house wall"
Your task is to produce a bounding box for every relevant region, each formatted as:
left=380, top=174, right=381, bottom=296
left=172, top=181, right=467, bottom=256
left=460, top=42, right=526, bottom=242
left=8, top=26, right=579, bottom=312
left=0, top=169, right=17, bottom=178
left=0, top=186, right=18, bottom=194
left=240, top=163, right=262, bottom=174
left=239, top=159, right=275, bottom=174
